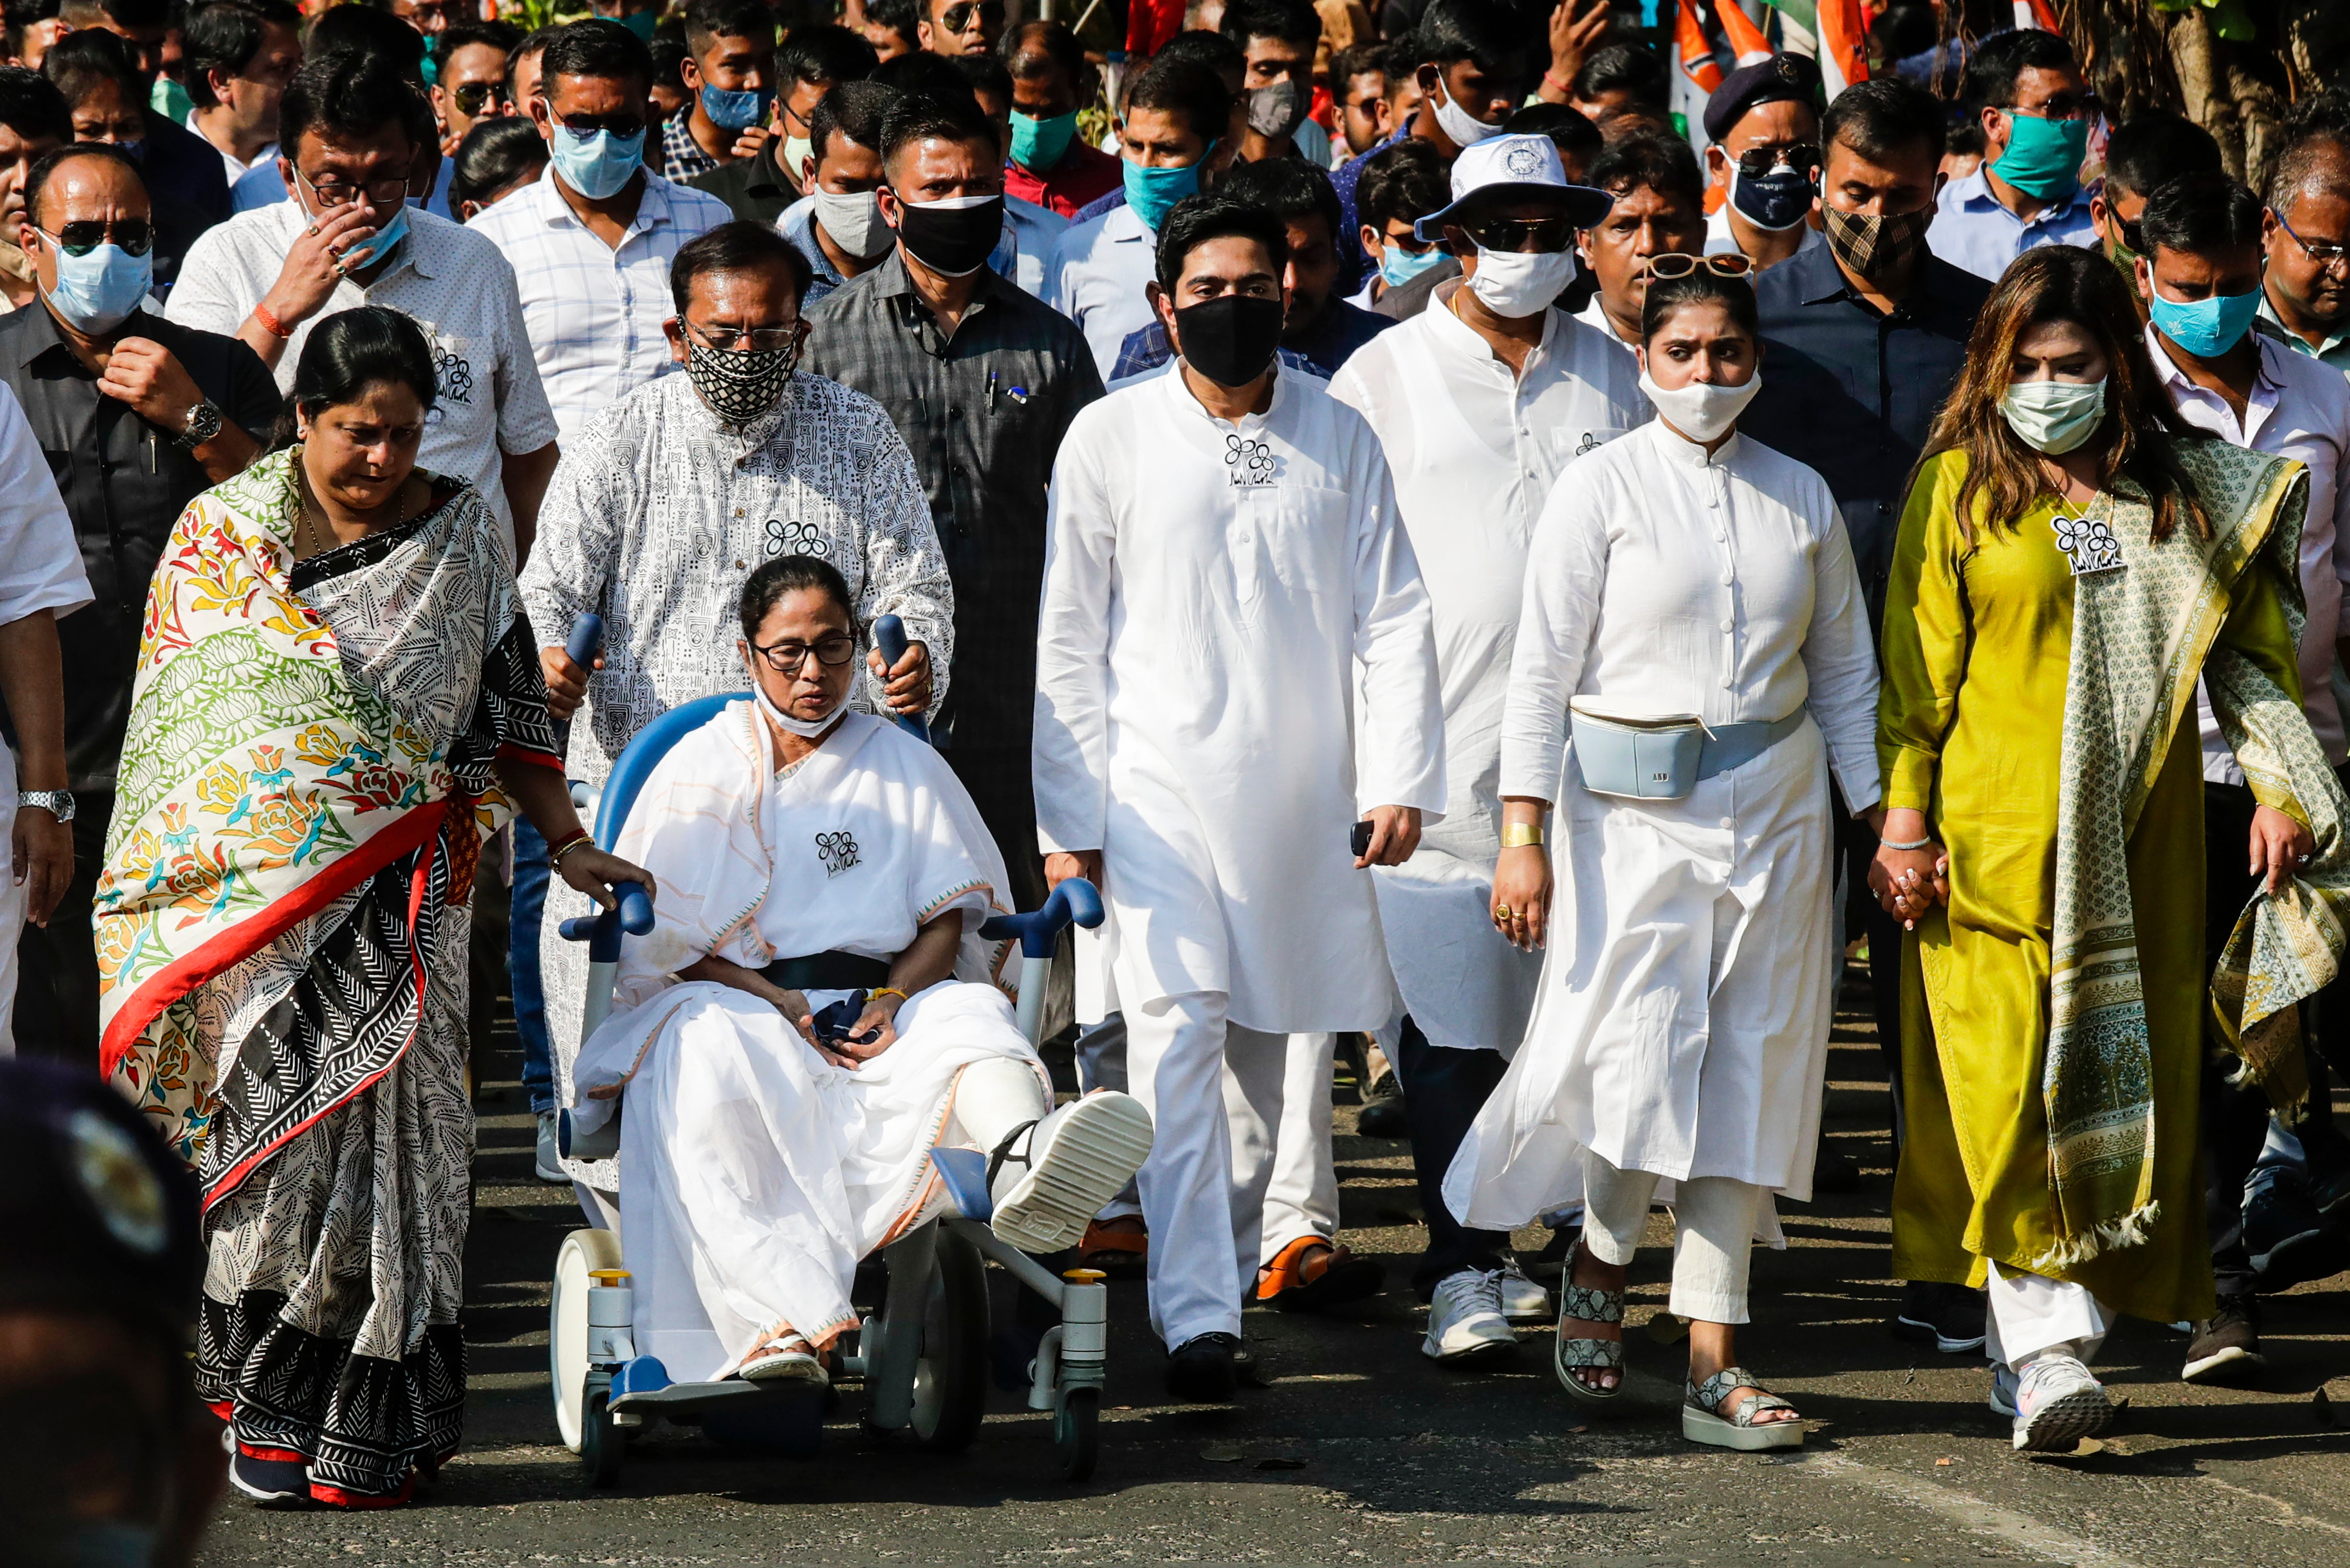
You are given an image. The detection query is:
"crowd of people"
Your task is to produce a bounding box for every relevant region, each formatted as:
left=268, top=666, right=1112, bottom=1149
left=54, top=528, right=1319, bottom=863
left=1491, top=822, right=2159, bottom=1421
left=0, top=0, right=2346, bottom=1526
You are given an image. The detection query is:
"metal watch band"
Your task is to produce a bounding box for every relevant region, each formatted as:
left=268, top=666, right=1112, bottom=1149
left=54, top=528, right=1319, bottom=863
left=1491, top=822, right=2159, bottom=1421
left=17, top=789, right=74, bottom=823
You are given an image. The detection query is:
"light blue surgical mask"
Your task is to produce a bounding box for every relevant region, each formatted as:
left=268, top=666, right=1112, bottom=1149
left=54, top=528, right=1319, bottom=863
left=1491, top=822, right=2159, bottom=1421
left=2148, top=283, right=2263, bottom=359
left=700, top=83, right=772, bottom=134
left=340, top=203, right=410, bottom=271
left=1992, top=110, right=2090, bottom=202
left=1010, top=109, right=1078, bottom=174
left=37, top=234, right=151, bottom=334
left=1380, top=243, right=1446, bottom=289
left=2000, top=376, right=2108, bottom=455
left=1121, top=142, right=1212, bottom=233
left=549, top=118, right=644, bottom=200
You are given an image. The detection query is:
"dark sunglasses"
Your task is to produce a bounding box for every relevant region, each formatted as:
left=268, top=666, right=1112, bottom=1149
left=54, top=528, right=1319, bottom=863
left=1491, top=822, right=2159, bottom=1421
left=2114, top=215, right=2144, bottom=256
left=1732, top=142, right=1823, bottom=179
left=453, top=81, right=511, bottom=117
left=941, top=0, right=1002, bottom=31
left=2008, top=90, right=2100, bottom=121
left=38, top=218, right=154, bottom=257
left=1463, top=215, right=1578, bottom=253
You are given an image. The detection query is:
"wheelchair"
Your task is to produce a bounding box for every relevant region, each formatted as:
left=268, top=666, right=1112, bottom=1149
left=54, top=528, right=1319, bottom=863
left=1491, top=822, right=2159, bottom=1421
left=543, top=618, right=1117, bottom=1486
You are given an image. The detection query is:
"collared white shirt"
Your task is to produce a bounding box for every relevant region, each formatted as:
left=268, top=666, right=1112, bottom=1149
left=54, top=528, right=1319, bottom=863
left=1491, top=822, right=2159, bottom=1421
left=2151, top=324, right=2350, bottom=775
left=1704, top=203, right=1827, bottom=271
left=208, top=137, right=276, bottom=188
left=166, top=202, right=559, bottom=547
left=468, top=165, right=734, bottom=443
left=1573, top=292, right=1637, bottom=356
left=515, top=369, right=954, bottom=789
left=1931, top=166, right=2098, bottom=283
left=1043, top=201, right=1156, bottom=380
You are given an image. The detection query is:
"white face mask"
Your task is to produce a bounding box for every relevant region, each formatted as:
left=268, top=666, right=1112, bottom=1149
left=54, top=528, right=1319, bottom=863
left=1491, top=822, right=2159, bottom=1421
left=1426, top=79, right=1505, bottom=148
left=744, top=653, right=849, bottom=737
left=810, top=187, right=895, bottom=261
left=1466, top=245, right=1576, bottom=316
left=1639, top=366, right=1763, bottom=444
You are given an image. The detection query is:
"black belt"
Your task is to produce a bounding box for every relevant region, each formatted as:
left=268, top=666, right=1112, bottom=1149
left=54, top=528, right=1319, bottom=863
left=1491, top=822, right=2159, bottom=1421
left=760, top=951, right=893, bottom=991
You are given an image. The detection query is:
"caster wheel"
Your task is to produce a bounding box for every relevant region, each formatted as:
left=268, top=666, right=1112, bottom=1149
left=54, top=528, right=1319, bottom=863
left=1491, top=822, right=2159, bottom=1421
left=1054, top=1386, right=1100, bottom=1483
left=582, top=1390, right=625, bottom=1487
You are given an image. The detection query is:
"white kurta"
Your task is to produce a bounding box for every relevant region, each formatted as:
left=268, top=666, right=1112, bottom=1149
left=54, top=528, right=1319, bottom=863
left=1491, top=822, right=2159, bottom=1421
left=569, top=705, right=1043, bottom=1380
left=1331, top=291, right=1648, bottom=1050
left=1443, top=421, right=1882, bottom=1227
left=1032, top=364, right=1447, bottom=1032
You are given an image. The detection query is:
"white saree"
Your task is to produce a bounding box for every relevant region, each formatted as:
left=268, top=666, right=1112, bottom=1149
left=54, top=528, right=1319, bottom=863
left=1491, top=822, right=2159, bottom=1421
left=569, top=704, right=1045, bottom=1380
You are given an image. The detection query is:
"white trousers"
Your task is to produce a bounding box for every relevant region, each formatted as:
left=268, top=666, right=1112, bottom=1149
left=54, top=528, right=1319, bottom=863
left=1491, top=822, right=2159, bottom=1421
left=1124, top=992, right=1338, bottom=1346
left=1982, top=1259, right=2110, bottom=1371
left=1581, top=1152, right=1766, bottom=1325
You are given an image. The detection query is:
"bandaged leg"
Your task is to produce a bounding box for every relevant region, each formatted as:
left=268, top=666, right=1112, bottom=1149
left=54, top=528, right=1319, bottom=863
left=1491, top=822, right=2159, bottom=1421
left=1126, top=990, right=1246, bottom=1346
left=946, top=1056, right=1052, bottom=1199
left=1982, top=1259, right=2110, bottom=1371
left=954, top=1053, right=1153, bottom=1255
left=1227, top=1030, right=1339, bottom=1267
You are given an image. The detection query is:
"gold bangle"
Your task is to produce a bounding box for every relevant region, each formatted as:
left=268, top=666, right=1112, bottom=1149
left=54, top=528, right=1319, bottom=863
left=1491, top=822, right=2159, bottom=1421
left=869, top=986, right=909, bottom=1004
left=1500, top=822, right=1545, bottom=848
left=547, top=830, right=594, bottom=868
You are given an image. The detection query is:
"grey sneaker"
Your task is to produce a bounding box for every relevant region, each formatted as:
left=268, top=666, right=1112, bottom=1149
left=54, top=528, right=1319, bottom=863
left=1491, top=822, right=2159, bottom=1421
left=1423, top=1268, right=1517, bottom=1365
left=534, top=1111, right=567, bottom=1183
left=1496, top=1260, right=1551, bottom=1323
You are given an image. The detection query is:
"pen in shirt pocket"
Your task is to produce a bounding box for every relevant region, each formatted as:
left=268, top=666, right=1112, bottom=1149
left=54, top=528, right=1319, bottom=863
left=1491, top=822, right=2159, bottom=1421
left=988, top=369, right=997, bottom=410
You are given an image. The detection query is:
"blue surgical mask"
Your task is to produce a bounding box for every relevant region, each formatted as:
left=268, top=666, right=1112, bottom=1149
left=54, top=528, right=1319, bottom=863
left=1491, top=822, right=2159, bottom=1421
left=1728, top=160, right=1815, bottom=232
left=38, top=235, right=151, bottom=334
left=2148, top=284, right=2263, bottom=359
left=1380, top=243, right=1446, bottom=289
left=1121, top=142, right=1211, bottom=233
left=340, top=202, right=409, bottom=271
left=700, top=84, right=772, bottom=134
left=1992, top=110, right=2090, bottom=202
left=549, top=118, right=644, bottom=201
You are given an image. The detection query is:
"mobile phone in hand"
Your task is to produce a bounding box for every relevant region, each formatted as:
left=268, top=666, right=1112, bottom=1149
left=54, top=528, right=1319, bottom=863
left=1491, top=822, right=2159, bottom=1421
left=1350, top=820, right=1374, bottom=858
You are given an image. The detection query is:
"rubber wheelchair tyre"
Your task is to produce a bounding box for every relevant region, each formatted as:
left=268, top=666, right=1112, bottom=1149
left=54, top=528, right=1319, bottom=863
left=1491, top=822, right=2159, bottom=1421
left=581, top=1389, right=625, bottom=1487
left=550, top=1228, right=624, bottom=1453
left=1055, top=1385, right=1100, bottom=1482
left=908, top=1224, right=990, bottom=1453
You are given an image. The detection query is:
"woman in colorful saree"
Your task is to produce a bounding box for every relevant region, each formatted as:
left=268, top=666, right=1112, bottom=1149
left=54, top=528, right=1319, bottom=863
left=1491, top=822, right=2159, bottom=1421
left=565, top=556, right=1152, bottom=1389
left=92, top=306, right=650, bottom=1510
left=1874, top=245, right=2346, bottom=1454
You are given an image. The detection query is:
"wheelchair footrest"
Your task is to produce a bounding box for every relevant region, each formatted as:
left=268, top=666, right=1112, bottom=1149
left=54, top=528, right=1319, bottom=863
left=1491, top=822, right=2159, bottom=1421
left=931, top=1144, right=993, bottom=1222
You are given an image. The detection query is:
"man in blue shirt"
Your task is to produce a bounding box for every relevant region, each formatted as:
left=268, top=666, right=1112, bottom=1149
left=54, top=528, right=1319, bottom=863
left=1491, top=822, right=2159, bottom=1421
left=1930, top=27, right=2098, bottom=283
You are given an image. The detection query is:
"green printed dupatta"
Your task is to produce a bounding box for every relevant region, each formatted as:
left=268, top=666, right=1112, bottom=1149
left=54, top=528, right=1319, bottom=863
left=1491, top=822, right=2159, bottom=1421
left=95, top=449, right=549, bottom=1192
left=2043, top=437, right=2347, bottom=1271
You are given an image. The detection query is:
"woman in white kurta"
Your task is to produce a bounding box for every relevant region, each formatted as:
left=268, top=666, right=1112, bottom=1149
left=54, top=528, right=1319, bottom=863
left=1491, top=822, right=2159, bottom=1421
left=570, top=558, right=1149, bottom=1385
left=1444, top=268, right=1883, bottom=1450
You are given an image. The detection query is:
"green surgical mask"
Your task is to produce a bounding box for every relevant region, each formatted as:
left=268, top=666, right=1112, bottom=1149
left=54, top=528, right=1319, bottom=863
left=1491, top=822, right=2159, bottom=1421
left=1992, top=110, right=2091, bottom=202
left=1009, top=109, right=1078, bottom=174
left=2000, top=377, right=2108, bottom=455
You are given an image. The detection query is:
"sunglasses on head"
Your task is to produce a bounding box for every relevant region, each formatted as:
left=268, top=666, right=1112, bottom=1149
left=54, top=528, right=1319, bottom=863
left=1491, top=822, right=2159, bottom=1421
left=1731, top=142, right=1822, bottom=179
left=941, top=0, right=1002, bottom=31
left=453, top=81, right=511, bottom=117
left=1463, top=215, right=1579, bottom=253
left=39, top=218, right=154, bottom=257
left=1646, top=251, right=1753, bottom=280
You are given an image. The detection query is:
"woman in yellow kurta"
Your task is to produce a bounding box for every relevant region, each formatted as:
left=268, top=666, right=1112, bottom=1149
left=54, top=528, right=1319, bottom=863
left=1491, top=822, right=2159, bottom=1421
left=1873, top=247, right=2340, bottom=1454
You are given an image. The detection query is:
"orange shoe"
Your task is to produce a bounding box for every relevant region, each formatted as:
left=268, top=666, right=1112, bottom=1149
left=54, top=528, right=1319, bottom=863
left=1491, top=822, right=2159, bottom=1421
left=1254, top=1234, right=1384, bottom=1310
left=1079, top=1215, right=1148, bottom=1276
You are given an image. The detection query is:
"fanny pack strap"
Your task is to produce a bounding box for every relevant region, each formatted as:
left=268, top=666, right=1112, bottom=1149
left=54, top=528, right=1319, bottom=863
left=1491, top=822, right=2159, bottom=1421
left=1694, top=709, right=1808, bottom=783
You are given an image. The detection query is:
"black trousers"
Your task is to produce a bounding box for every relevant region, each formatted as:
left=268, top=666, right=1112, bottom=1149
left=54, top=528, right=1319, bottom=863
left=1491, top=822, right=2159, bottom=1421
left=1395, top=1016, right=1512, bottom=1298
left=11, top=792, right=111, bottom=1068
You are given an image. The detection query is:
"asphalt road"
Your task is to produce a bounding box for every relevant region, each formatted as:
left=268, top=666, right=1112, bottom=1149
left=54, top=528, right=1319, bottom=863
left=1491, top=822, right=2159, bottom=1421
left=195, top=996, right=2350, bottom=1567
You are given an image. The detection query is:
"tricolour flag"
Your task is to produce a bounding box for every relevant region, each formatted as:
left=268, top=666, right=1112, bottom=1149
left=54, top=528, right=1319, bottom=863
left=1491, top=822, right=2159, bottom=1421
left=1814, top=0, right=1867, bottom=98
left=2015, top=0, right=2062, bottom=31
left=1673, top=0, right=1726, bottom=159
left=1717, top=0, right=1775, bottom=67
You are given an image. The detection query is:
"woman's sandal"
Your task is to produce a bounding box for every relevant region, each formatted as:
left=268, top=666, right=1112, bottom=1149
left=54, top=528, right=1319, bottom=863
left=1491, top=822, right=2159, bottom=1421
left=1554, top=1240, right=1626, bottom=1406
left=1683, top=1365, right=1804, bottom=1451
left=738, top=1333, right=829, bottom=1387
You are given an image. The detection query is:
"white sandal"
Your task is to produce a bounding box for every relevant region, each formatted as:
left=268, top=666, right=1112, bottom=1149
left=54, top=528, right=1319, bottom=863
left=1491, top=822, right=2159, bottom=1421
left=738, top=1333, right=828, bottom=1386
left=1683, top=1365, right=1803, bottom=1451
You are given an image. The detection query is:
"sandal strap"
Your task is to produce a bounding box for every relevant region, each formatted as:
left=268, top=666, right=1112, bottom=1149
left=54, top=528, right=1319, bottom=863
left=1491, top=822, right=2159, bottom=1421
left=1554, top=1336, right=1625, bottom=1370
left=1686, top=1366, right=1794, bottom=1424
left=984, top=1117, right=1041, bottom=1193
left=1558, top=1241, right=1623, bottom=1323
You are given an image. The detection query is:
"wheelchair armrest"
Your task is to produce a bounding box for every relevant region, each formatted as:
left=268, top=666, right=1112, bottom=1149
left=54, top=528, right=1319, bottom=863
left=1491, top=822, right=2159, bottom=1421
left=557, top=882, right=655, bottom=963
left=977, top=877, right=1104, bottom=959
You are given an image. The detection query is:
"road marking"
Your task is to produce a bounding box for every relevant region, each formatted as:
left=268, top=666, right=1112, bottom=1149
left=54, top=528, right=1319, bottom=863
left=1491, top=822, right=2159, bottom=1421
left=1799, top=1452, right=2144, bottom=1568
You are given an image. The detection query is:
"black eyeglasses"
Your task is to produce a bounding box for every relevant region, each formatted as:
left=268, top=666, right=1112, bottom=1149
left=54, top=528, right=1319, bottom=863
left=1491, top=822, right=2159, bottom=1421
left=1732, top=142, right=1823, bottom=179
left=452, top=81, right=511, bottom=117
left=749, top=632, right=857, bottom=673
left=1647, top=251, right=1754, bottom=280
left=37, top=219, right=154, bottom=257
left=296, top=168, right=411, bottom=207
left=941, top=0, right=1002, bottom=31
left=1463, top=215, right=1578, bottom=253
left=2275, top=207, right=2350, bottom=272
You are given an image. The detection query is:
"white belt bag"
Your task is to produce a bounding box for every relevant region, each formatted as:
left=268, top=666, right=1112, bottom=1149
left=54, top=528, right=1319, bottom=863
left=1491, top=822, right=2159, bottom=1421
left=1569, top=701, right=1807, bottom=801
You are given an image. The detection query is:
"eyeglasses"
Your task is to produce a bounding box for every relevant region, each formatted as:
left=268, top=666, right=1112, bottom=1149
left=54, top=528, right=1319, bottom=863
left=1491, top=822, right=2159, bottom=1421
left=688, top=317, right=805, bottom=352
left=295, top=168, right=411, bottom=207
left=941, top=1, right=1002, bottom=32
left=1463, top=215, right=1579, bottom=253
left=2274, top=207, right=2350, bottom=273
left=2006, top=90, right=2100, bottom=121
left=452, top=81, right=511, bottom=117
left=1647, top=251, right=1754, bottom=280
left=36, top=218, right=154, bottom=257
left=749, top=632, right=857, bottom=673
left=554, top=111, right=647, bottom=140
left=1731, top=142, right=1823, bottom=179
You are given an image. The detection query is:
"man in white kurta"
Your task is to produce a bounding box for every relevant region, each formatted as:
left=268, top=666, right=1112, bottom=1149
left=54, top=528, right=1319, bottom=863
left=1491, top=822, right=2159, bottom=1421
left=1329, top=131, right=1644, bottom=1363
left=1033, top=238, right=1444, bottom=1377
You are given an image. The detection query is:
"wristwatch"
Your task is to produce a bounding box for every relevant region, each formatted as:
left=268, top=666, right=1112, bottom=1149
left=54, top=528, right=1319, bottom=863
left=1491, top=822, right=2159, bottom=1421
left=18, top=789, right=74, bottom=823
left=175, top=398, right=225, bottom=451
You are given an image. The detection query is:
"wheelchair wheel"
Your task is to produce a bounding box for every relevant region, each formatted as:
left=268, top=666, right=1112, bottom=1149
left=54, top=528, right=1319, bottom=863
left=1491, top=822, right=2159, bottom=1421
left=550, top=1228, right=624, bottom=1452
left=581, top=1389, right=626, bottom=1487
left=1054, top=1386, right=1100, bottom=1483
left=908, top=1224, right=990, bottom=1453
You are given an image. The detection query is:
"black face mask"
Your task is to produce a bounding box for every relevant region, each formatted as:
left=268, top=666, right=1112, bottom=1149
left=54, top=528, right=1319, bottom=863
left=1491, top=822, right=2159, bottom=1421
left=892, top=194, right=1004, bottom=277
left=1173, top=294, right=1284, bottom=387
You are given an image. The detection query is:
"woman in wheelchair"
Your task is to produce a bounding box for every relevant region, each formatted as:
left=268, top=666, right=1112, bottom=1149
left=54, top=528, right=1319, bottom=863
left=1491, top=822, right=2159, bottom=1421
left=568, top=556, right=1150, bottom=1387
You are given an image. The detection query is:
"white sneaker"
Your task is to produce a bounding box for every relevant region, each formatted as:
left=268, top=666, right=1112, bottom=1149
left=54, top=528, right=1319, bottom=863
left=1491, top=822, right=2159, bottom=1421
left=534, top=1111, right=566, bottom=1183
left=1422, top=1268, right=1518, bottom=1365
left=1497, top=1260, right=1550, bottom=1323
left=990, top=1092, right=1155, bottom=1254
left=2009, top=1353, right=2112, bottom=1452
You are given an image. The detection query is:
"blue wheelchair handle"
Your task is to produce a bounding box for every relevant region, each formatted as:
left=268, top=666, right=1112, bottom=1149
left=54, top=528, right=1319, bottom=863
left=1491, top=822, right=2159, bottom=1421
left=978, top=877, right=1104, bottom=959
left=565, top=612, right=604, bottom=667
left=557, top=880, right=655, bottom=961
left=873, top=614, right=930, bottom=744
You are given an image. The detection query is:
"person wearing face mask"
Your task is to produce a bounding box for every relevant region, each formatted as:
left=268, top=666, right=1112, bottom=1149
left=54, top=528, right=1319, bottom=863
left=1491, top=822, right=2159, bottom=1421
left=0, top=68, right=69, bottom=315
left=779, top=81, right=906, bottom=308
left=2133, top=171, right=2350, bottom=1383
left=1329, top=132, right=1637, bottom=1366
left=1931, top=27, right=2099, bottom=285
left=692, top=25, right=878, bottom=227
left=1348, top=136, right=1450, bottom=309
left=805, top=91, right=1100, bottom=931
left=2088, top=112, right=2222, bottom=311
left=1873, top=245, right=2343, bottom=1452
left=1000, top=19, right=1119, bottom=218
left=1044, top=56, right=1232, bottom=378
left=1699, top=53, right=1826, bottom=276
left=948, top=49, right=1071, bottom=299
left=661, top=0, right=776, bottom=184
left=0, top=145, right=275, bottom=1069
left=1737, top=76, right=1994, bottom=1358
left=1454, top=265, right=1879, bottom=1451
left=1035, top=194, right=1444, bottom=1401
left=520, top=220, right=954, bottom=1198
left=1219, top=0, right=1326, bottom=169
left=41, top=28, right=230, bottom=291
left=1332, top=0, right=1535, bottom=297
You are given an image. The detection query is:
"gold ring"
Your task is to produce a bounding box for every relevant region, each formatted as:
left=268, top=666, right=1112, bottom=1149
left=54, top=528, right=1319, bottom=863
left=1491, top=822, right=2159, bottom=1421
left=1493, top=904, right=1512, bottom=922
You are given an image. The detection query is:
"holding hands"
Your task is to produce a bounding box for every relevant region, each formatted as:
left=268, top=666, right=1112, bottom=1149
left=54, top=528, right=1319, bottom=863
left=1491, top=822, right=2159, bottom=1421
left=1869, top=806, right=1948, bottom=929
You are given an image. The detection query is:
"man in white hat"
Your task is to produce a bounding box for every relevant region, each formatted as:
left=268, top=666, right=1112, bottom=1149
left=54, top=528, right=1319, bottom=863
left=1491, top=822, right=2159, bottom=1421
left=1331, top=132, right=1644, bottom=1365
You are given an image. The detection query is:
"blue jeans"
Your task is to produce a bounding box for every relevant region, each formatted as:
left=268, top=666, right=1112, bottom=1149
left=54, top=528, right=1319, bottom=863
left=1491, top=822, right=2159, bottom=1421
left=510, top=817, right=555, bottom=1114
